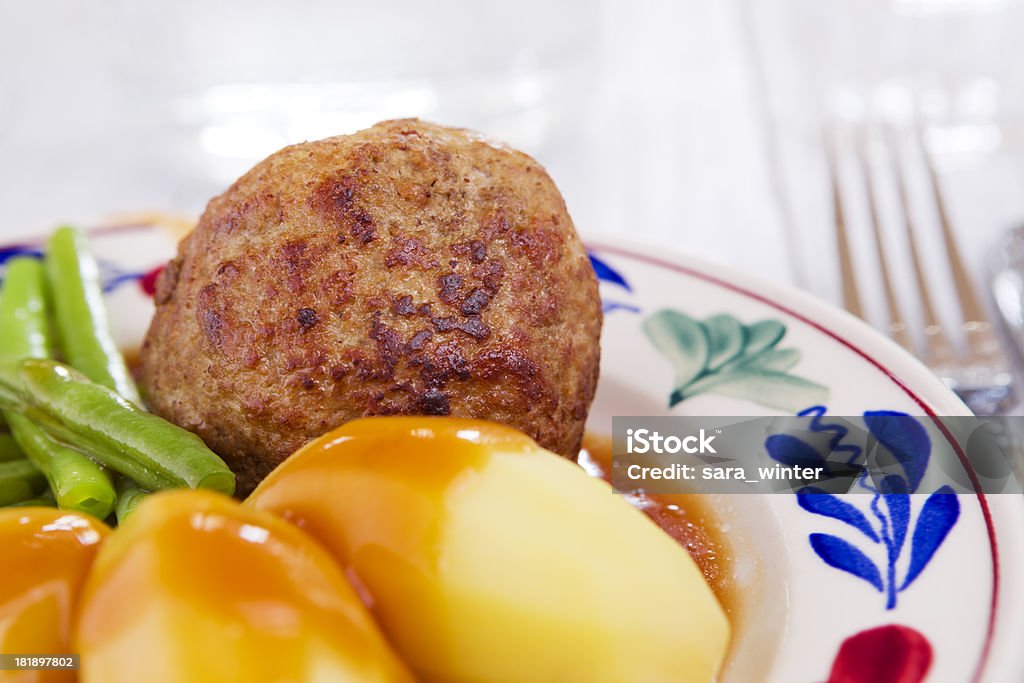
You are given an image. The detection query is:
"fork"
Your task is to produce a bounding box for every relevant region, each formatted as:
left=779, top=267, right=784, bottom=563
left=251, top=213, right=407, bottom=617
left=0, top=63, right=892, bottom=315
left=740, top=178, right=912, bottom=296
left=825, top=125, right=1017, bottom=416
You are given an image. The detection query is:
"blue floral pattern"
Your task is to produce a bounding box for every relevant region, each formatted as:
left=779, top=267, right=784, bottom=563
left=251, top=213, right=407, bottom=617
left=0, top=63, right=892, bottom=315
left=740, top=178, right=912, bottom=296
left=0, top=245, right=147, bottom=294
left=767, top=406, right=960, bottom=609
left=0, top=244, right=43, bottom=265
left=590, top=253, right=641, bottom=314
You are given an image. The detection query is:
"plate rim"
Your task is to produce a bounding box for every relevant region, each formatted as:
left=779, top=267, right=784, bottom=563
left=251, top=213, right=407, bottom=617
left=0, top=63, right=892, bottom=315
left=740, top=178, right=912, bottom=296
left=3, top=224, right=1015, bottom=680
left=585, top=235, right=1012, bottom=682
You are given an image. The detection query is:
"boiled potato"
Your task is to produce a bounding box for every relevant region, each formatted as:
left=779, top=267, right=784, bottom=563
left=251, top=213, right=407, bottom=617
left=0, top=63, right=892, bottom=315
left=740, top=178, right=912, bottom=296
left=249, top=417, right=730, bottom=683
left=74, top=490, right=414, bottom=683
left=0, top=507, right=109, bottom=683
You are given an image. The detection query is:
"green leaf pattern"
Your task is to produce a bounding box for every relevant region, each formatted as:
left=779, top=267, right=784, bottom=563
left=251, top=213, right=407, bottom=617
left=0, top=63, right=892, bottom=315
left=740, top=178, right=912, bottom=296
left=643, top=310, right=828, bottom=412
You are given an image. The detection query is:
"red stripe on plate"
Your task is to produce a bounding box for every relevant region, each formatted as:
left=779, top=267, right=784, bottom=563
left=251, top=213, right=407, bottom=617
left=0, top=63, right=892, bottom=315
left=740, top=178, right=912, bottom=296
left=587, top=241, right=999, bottom=683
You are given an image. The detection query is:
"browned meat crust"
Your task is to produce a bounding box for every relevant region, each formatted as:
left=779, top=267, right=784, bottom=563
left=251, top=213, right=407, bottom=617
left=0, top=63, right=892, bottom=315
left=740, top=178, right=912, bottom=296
left=140, top=119, right=602, bottom=494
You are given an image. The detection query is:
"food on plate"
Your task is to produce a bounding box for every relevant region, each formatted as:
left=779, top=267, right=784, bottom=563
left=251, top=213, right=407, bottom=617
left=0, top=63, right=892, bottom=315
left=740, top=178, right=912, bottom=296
left=0, top=121, right=735, bottom=682
left=141, top=118, right=602, bottom=493
left=0, top=432, right=22, bottom=460
left=0, top=507, right=109, bottom=683
left=75, top=489, right=414, bottom=683
left=114, top=476, right=148, bottom=520
left=0, top=256, right=116, bottom=518
left=0, top=458, right=47, bottom=505
left=46, top=226, right=142, bottom=405
left=0, top=229, right=236, bottom=517
left=14, top=359, right=234, bottom=495
left=46, top=226, right=151, bottom=519
left=249, top=417, right=730, bottom=683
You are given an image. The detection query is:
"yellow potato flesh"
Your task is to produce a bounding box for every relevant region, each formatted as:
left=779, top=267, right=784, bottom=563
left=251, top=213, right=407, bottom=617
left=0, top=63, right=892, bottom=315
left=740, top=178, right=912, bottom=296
left=249, top=417, right=730, bottom=683
left=0, top=508, right=109, bottom=683
left=74, top=489, right=414, bottom=683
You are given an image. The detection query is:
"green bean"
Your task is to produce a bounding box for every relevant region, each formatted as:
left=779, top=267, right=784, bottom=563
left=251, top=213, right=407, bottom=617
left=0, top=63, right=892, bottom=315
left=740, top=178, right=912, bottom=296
left=7, top=413, right=115, bottom=518
left=0, top=258, right=52, bottom=367
left=0, top=257, right=117, bottom=516
left=0, top=433, right=24, bottom=462
left=17, top=359, right=235, bottom=495
left=45, top=227, right=141, bottom=405
left=115, top=476, right=149, bottom=522
left=0, top=459, right=47, bottom=506
left=0, top=380, right=20, bottom=411
left=6, top=490, right=56, bottom=508
left=43, top=231, right=147, bottom=519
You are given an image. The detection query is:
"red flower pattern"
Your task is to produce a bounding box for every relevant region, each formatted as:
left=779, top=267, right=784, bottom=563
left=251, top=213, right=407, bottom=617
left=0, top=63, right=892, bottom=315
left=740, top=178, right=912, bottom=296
left=828, top=624, right=932, bottom=683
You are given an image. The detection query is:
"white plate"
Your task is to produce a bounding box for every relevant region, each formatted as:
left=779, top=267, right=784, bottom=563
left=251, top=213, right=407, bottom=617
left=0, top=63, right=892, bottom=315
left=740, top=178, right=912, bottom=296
left=3, top=224, right=1021, bottom=683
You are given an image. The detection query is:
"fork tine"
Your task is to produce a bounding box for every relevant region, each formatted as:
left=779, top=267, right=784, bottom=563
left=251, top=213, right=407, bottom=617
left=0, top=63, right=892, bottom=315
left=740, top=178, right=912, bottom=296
left=916, top=129, right=1000, bottom=357
left=857, top=131, right=914, bottom=352
left=824, top=127, right=864, bottom=318
left=885, top=128, right=955, bottom=364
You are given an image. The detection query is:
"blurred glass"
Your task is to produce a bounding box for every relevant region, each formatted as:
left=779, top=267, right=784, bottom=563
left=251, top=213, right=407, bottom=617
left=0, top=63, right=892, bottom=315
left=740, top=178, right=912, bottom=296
left=784, top=0, right=1024, bottom=152
left=0, top=0, right=596, bottom=234
left=748, top=0, right=1024, bottom=299
left=742, top=0, right=1024, bottom=416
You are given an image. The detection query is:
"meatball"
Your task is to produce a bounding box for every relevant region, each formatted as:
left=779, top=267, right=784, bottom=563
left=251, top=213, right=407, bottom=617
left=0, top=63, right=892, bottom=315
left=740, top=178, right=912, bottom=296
left=140, top=119, right=602, bottom=494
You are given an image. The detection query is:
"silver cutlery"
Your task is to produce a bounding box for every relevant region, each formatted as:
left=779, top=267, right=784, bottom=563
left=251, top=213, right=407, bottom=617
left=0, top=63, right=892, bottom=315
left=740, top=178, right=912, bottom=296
left=826, top=125, right=1016, bottom=416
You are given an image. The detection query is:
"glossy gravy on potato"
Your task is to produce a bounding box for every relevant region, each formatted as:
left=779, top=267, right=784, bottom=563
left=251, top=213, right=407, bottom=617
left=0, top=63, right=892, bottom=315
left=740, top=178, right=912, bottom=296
left=129, top=349, right=740, bottom=618
left=579, top=433, right=737, bottom=619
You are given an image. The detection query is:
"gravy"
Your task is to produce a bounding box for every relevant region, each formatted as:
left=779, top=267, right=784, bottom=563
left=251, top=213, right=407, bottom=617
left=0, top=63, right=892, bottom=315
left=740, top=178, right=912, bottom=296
left=579, top=433, right=738, bottom=619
